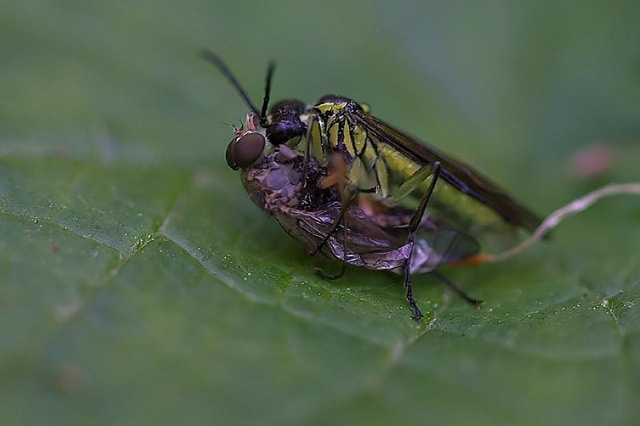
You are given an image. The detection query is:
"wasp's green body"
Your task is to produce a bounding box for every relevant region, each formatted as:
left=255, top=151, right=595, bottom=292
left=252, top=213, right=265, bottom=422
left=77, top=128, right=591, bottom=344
left=285, top=97, right=541, bottom=234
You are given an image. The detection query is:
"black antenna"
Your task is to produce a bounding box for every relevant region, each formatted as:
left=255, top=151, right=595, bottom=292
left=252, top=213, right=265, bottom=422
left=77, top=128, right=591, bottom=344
left=199, top=49, right=260, bottom=116
left=259, top=61, right=276, bottom=127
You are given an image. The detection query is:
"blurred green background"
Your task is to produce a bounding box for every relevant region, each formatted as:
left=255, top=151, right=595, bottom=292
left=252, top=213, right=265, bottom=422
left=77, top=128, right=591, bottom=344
left=1, top=1, right=639, bottom=425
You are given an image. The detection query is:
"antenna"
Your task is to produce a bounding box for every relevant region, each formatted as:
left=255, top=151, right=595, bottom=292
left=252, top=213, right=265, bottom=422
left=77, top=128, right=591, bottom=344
left=200, top=49, right=260, bottom=117
left=260, top=61, right=276, bottom=127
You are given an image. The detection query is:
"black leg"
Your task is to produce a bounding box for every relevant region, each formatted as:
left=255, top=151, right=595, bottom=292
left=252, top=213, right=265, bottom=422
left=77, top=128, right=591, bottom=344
left=407, top=162, right=441, bottom=236
left=310, top=183, right=356, bottom=256
left=314, top=262, right=347, bottom=280
left=432, top=271, right=483, bottom=307
left=314, top=213, right=349, bottom=280
left=310, top=203, right=349, bottom=257
left=400, top=162, right=441, bottom=320
left=357, top=186, right=377, bottom=194
left=404, top=264, right=423, bottom=320
left=301, top=115, right=315, bottom=187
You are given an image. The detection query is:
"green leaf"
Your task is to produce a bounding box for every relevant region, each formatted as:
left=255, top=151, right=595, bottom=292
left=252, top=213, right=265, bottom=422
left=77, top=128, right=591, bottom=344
left=1, top=1, right=639, bottom=425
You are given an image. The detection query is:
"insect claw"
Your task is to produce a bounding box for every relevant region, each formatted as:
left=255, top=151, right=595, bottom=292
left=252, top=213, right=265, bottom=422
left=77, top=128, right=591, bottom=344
left=411, top=308, right=424, bottom=321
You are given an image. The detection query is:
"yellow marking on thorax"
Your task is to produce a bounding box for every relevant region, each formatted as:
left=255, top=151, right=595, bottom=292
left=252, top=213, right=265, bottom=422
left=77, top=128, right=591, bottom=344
left=314, top=103, right=360, bottom=156
left=311, top=104, right=502, bottom=227
left=315, top=103, right=389, bottom=195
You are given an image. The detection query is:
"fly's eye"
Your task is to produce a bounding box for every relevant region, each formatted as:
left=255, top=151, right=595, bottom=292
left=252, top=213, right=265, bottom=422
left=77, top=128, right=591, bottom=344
left=225, top=139, right=239, bottom=170
left=227, top=132, right=265, bottom=170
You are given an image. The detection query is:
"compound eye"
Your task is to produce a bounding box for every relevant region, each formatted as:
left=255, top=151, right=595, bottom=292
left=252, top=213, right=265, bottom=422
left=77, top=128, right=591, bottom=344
left=225, top=139, right=239, bottom=170
left=232, top=132, right=266, bottom=168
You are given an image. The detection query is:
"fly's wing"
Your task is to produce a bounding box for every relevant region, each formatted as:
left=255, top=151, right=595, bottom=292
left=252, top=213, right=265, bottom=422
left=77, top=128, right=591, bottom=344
left=349, top=108, right=542, bottom=233
left=410, top=227, right=480, bottom=274
left=274, top=202, right=411, bottom=271
left=369, top=203, right=481, bottom=274
left=329, top=205, right=413, bottom=271
left=273, top=208, right=333, bottom=255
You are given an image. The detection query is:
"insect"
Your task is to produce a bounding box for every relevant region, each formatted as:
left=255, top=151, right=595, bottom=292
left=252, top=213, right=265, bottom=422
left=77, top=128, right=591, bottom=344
left=201, top=49, right=543, bottom=240
left=225, top=113, right=482, bottom=319
left=205, top=50, right=542, bottom=318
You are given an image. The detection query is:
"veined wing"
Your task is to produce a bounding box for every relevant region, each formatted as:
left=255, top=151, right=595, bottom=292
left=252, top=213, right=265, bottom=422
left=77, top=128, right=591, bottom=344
left=368, top=204, right=481, bottom=273
left=276, top=199, right=480, bottom=274
left=411, top=227, right=480, bottom=273
left=349, top=108, right=542, bottom=233
left=276, top=202, right=411, bottom=271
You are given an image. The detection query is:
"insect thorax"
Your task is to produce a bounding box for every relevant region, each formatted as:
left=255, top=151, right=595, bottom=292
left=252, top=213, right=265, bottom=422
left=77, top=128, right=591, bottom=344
left=307, top=101, right=391, bottom=199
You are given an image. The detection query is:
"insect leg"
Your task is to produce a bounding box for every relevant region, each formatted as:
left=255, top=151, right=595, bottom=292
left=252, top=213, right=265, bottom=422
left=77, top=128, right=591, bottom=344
left=428, top=228, right=482, bottom=305
left=313, top=213, right=349, bottom=280
left=361, top=133, right=389, bottom=197
left=407, top=162, right=441, bottom=237
left=311, top=153, right=354, bottom=256
left=302, top=113, right=319, bottom=188
left=301, top=131, right=313, bottom=187
left=402, top=161, right=441, bottom=321
left=432, top=271, right=483, bottom=307
left=358, top=186, right=377, bottom=194
left=404, top=264, right=423, bottom=320
left=310, top=186, right=356, bottom=257
left=314, top=258, right=348, bottom=280
left=392, top=162, right=442, bottom=204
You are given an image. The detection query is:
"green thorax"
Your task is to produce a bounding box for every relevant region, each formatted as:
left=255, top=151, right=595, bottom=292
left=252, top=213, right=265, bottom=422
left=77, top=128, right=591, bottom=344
left=303, top=102, right=507, bottom=232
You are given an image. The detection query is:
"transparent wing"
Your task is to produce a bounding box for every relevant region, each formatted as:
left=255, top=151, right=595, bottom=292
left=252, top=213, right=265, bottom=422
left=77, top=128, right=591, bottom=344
left=275, top=199, right=480, bottom=274
left=274, top=203, right=411, bottom=271
left=367, top=204, right=481, bottom=273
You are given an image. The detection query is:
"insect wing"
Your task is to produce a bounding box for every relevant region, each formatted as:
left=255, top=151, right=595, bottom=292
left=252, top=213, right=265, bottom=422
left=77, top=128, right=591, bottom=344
left=275, top=202, right=411, bottom=271
left=410, top=227, right=480, bottom=273
left=349, top=108, right=542, bottom=233
left=365, top=202, right=481, bottom=273
left=274, top=199, right=479, bottom=275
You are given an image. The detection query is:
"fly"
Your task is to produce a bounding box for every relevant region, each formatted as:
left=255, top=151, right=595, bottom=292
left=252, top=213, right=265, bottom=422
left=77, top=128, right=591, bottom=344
left=224, top=112, right=482, bottom=319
